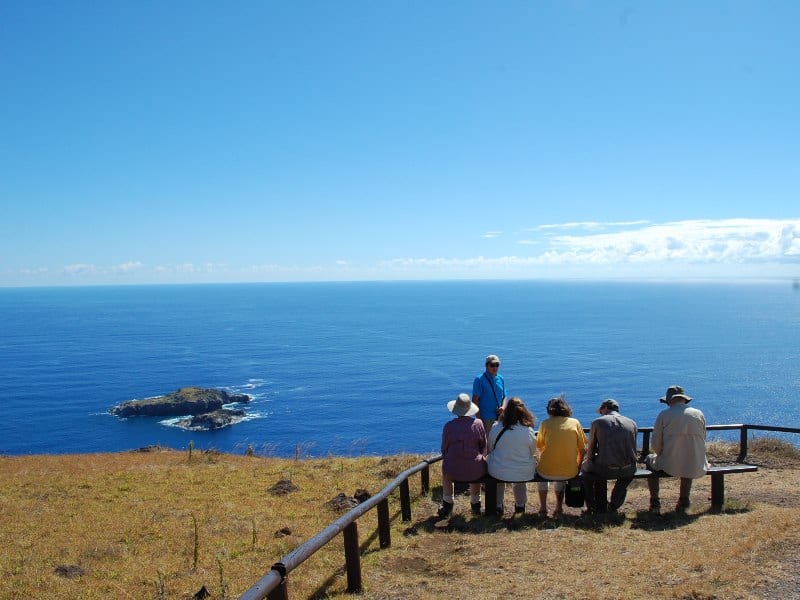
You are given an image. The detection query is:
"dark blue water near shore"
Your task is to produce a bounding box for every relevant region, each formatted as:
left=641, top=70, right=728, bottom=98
left=1, top=281, right=799, bottom=456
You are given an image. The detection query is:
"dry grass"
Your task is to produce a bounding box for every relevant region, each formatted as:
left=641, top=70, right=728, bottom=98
left=365, top=482, right=799, bottom=600
left=1, top=438, right=798, bottom=599
left=0, top=449, right=420, bottom=599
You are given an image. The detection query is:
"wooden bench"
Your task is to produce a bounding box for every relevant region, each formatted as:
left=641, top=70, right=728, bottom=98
left=460, top=464, right=758, bottom=516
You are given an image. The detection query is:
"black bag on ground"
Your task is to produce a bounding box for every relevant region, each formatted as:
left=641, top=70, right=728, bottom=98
left=564, top=477, right=585, bottom=508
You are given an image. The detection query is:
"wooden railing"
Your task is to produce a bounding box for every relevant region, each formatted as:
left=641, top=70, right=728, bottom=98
left=239, top=458, right=430, bottom=600
left=238, top=423, right=799, bottom=600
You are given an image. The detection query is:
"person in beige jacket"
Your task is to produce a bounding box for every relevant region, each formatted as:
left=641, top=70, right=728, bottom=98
left=644, top=385, right=710, bottom=513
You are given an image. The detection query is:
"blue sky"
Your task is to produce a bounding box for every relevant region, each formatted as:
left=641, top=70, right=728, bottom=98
left=1, top=1, right=798, bottom=287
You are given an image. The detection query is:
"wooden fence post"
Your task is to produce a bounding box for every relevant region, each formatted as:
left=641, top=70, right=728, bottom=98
left=641, top=430, right=651, bottom=458
left=343, top=522, right=362, bottom=593
left=421, top=465, right=430, bottom=495
left=737, top=425, right=749, bottom=463
left=710, top=472, right=725, bottom=511
left=399, top=479, right=411, bottom=521
left=377, top=498, right=391, bottom=549
left=266, top=563, right=289, bottom=600
left=484, top=479, right=498, bottom=516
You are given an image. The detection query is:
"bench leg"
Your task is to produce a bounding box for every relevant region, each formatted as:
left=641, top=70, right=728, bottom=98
left=484, top=482, right=497, bottom=516
left=710, top=472, right=724, bottom=511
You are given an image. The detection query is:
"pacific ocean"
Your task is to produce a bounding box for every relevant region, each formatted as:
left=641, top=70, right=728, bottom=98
left=1, top=280, right=798, bottom=456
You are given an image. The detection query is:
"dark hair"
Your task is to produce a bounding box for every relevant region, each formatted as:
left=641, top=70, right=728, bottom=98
left=502, top=397, right=536, bottom=428
left=546, top=394, right=573, bottom=417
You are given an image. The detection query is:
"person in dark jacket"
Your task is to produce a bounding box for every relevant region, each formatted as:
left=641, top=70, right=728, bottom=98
left=580, top=398, right=638, bottom=514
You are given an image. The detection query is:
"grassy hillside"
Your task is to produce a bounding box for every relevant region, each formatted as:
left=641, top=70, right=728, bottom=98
left=1, top=439, right=798, bottom=599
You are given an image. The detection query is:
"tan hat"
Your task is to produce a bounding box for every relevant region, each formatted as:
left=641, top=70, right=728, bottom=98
left=447, top=393, right=479, bottom=417
left=485, top=354, right=500, bottom=366
left=660, top=385, right=692, bottom=404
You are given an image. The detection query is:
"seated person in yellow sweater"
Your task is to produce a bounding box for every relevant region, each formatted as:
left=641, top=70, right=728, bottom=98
left=535, top=395, right=586, bottom=518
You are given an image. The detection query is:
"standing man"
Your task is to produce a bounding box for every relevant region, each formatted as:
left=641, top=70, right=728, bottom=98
left=581, top=398, right=638, bottom=514
left=472, top=354, right=508, bottom=433
left=645, top=385, right=709, bottom=513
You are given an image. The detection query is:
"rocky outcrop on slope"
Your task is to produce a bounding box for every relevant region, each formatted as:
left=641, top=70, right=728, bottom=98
left=110, top=387, right=251, bottom=418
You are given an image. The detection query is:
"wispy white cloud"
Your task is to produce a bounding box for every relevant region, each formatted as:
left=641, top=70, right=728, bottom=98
left=175, top=263, right=198, bottom=274
left=382, top=219, right=800, bottom=280
left=6, top=219, right=799, bottom=286
left=381, top=255, right=548, bottom=270
left=527, top=220, right=650, bottom=232
left=111, top=261, right=143, bottom=273
left=248, top=263, right=297, bottom=274
left=540, top=219, right=800, bottom=265
left=62, top=263, right=98, bottom=275
left=482, top=231, right=503, bottom=238
left=19, top=267, right=49, bottom=275
left=155, top=262, right=228, bottom=274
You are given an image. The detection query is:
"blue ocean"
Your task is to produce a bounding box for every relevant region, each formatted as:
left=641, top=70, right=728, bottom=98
left=1, top=281, right=799, bottom=457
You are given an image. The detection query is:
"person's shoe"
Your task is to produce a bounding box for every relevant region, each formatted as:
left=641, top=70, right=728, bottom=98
left=675, top=497, right=690, bottom=512
left=514, top=505, right=525, bottom=514
left=470, top=501, right=482, bottom=515
left=649, top=499, right=661, bottom=514
left=437, top=501, right=453, bottom=518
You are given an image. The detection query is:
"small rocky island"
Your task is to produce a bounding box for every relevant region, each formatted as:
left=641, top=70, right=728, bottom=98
left=172, top=408, right=247, bottom=431
left=110, top=387, right=252, bottom=430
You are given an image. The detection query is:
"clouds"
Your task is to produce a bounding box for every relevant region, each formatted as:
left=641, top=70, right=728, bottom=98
left=114, top=261, right=144, bottom=273
left=3, top=218, right=799, bottom=286
left=61, top=261, right=143, bottom=277
left=153, top=263, right=226, bottom=275
left=378, top=219, right=800, bottom=280
left=529, top=219, right=800, bottom=266
left=526, top=221, right=650, bottom=232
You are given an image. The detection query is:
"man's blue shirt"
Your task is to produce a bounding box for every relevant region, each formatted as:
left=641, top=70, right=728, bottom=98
left=472, top=371, right=506, bottom=419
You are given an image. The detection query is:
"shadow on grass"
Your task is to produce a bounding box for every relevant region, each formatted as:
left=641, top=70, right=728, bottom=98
left=409, top=498, right=754, bottom=536
left=423, top=483, right=755, bottom=535
left=403, top=507, right=633, bottom=536
left=629, top=501, right=753, bottom=531
left=307, top=498, right=754, bottom=598
left=629, top=509, right=702, bottom=531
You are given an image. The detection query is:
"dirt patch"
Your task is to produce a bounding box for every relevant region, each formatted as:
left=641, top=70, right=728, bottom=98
left=54, top=565, right=86, bottom=579
left=268, top=479, right=299, bottom=495
left=325, top=492, right=359, bottom=511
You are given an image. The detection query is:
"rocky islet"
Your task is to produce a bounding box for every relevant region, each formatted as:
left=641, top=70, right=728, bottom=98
left=110, top=386, right=252, bottom=430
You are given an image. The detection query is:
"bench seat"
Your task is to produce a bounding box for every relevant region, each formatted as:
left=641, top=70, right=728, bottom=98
left=458, top=464, right=757, bottom=515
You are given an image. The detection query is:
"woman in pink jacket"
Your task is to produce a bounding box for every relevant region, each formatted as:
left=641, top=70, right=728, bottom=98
left=438, top=393, right=488, bottom=517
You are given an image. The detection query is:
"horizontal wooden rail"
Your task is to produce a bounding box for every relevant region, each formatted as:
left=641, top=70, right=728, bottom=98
left=736, top=424, right=800, bottom=462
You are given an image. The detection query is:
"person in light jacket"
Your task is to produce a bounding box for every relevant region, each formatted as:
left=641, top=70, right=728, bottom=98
left=644, top=385, right=710, bottom=513
left=487, top=397, right=537, bottom=516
